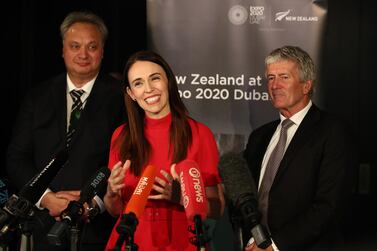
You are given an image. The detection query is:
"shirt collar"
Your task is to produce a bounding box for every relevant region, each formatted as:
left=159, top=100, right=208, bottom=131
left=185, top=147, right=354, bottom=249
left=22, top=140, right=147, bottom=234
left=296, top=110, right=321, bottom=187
left=279, top=100, right=312, bottom=126
left=66, top=74, right=97, bottom=95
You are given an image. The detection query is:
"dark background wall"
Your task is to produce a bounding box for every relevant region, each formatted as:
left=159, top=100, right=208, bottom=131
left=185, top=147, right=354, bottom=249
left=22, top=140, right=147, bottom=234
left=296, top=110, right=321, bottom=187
left=320, top=0, right=377, bottom=249
left=1, top=0, right=376, bottom=249
left=1, top=0, right=147, bottom=176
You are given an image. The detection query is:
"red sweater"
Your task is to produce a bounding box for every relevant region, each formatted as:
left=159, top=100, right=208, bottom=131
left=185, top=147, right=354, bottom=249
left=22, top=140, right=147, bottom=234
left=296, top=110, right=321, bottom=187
left=106, top=113, right=221, bottom=250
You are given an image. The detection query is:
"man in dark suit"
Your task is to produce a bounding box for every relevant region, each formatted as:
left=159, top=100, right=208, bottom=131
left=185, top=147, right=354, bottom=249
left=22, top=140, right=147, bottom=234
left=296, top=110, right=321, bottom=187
left=243, top=46, right=356, bottom=251
left=6, top=11, right=126, bottom=250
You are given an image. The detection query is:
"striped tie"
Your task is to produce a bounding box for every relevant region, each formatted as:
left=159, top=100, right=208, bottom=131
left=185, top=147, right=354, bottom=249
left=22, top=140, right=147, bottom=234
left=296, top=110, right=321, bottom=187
left=66, top=89, right=85, bottom=147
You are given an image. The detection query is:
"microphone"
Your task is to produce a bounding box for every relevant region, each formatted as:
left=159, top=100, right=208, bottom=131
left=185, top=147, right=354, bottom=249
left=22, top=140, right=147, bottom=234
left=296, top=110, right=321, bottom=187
left=47, top=166, right=110, bottom=246
left=0, top=150, right=68, bottom=242
left=175, top=160, right=207, bottom=221
left=175, top=159, right=209, bottom=250
left=123, top=164, right=156, bottom=217
left=18, top=150, right=69, bottom=204
left=0, top=178, right=9, bottom=207
left=79, top=166, right=110, bottom=205
left=0, top=178, right=10, bottom=226
left=114, top=164, right=156, bottom=251
left=218, top=152, right=271, bottom=249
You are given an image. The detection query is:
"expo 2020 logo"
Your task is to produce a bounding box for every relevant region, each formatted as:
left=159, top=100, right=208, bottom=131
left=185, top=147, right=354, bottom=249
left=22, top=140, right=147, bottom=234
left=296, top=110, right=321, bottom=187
left=228, top=5, right=248, bottom=25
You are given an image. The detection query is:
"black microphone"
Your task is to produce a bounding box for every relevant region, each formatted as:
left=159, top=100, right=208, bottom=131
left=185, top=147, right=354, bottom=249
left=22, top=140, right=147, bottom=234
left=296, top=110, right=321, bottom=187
left=0, top=150, right=68, bottom=242
left=218, top=152, right=271, bottom=249
left=47, top=166, right=110, bottom=246
left=0, top=178, right=9, bottom=207
left=78, top=166, right=110, bottom=205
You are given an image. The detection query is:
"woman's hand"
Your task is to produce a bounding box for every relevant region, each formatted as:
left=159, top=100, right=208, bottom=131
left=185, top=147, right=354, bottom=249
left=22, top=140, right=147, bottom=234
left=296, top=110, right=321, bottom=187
left=149, top=164, right=181, bottom=204
left=104, top=160, right=130, bottom=217
left=106, top=160, right=129, bottom=198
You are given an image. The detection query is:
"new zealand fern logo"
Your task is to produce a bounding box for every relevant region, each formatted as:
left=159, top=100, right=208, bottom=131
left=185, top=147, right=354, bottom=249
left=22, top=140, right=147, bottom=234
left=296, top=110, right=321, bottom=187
left=275, top=9, right=291, bottom=21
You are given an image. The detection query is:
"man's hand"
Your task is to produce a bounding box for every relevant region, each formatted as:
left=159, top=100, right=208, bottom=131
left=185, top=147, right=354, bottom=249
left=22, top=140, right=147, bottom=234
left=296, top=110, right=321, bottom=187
left=245, top=238, right=273, bottom=251
left=41, top=191, right=80, bottom=219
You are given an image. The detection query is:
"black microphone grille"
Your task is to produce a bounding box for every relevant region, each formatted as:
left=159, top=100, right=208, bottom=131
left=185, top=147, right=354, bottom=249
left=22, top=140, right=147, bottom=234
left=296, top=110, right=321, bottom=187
left=89, top=167, right=110, bottom=190
left=79, top=166, right=110, bottom=203
left=18, top=149, right=69, bottom=202
left=218, top=152, right=256, bottom=203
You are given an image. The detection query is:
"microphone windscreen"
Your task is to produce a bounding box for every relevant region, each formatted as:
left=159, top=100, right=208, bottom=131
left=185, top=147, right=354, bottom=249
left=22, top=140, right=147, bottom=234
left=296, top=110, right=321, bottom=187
left=0, top=178, right=9, bottom=207
left=176, top=159, right=207, bottom=221
left=19, top=150, right=68, bottom=204
left=79, top=166, right=110, bottom=203
left=124, top=165, right=156, bottom=218
left=219, top=153, right=271, bottom=248
left=218, top=152, right=257, bottom=204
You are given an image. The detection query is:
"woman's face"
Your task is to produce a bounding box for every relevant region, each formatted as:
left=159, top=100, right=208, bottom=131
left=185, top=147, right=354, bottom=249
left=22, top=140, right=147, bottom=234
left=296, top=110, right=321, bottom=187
left=127, top=60, right=170, bottom=119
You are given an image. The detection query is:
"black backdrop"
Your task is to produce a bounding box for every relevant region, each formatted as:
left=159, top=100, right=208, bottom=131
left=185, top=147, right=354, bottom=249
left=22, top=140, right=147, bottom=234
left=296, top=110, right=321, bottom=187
left=2, top=0, right=147, bottom=175
left=1, top=0, right=376, bottom=250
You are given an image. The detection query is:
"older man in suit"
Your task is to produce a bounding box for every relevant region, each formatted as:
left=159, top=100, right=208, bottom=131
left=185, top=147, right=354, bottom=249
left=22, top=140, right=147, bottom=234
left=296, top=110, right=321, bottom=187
left=6, top=11, right=126, bottom=250
left=244, top=46, right=356, bottom=251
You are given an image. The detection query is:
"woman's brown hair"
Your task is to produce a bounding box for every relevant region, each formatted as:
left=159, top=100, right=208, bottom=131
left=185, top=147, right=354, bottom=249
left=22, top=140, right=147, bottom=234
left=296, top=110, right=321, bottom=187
left=114, top=50, right=192, bottom=176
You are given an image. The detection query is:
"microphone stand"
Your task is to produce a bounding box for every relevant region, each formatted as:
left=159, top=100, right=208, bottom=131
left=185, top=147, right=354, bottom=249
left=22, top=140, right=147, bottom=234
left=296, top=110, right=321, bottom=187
left=189, top=215, right=209, bottom=251
left=0, top=214, right=35, bottom=251
left=113, top=213, right=138, bottom=251
left=0, top=194, right=36, bottom=251
left=63, top=201, right=84, bottom=251
left=47, top=200, right=84, bottom=251
left=230, top=216, right=244, bottom=250
left=69, top=225, right=80, bottom=251
left=19, top=219, right=34, bottom=251
left=228, top=202, right=244, bottom=250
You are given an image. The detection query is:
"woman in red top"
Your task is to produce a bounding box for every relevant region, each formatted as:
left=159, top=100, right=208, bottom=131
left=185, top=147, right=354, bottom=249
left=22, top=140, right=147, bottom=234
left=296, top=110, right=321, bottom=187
left=104, top=50, right=224, bottom=250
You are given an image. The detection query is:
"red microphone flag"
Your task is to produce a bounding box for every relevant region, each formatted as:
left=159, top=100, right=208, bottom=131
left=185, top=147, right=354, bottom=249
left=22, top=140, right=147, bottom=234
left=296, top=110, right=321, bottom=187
left=123, top=164, right=156, bottom=218
left=176, top=160, right=208, bottom=221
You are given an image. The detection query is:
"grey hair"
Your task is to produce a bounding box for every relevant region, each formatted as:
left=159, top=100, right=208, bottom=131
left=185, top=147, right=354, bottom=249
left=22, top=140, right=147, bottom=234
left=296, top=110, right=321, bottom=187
left=265, top=45, right=316, bottom=95
left=60, top=11, right=108, bottom=46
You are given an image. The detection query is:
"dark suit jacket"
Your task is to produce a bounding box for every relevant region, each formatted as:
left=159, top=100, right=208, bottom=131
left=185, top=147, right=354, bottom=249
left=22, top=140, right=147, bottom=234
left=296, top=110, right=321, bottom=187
left=6, top=72, right=126, bottom=250
left=244, top=104, right=356, bottom=251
